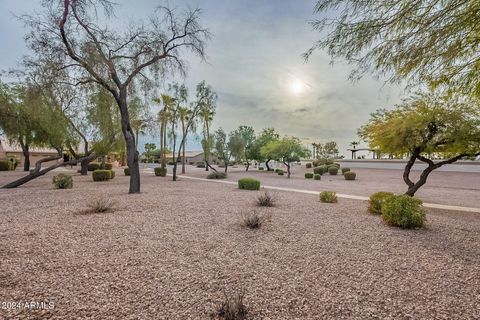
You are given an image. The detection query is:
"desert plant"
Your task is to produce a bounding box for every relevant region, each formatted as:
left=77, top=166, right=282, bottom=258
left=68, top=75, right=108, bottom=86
left=382, top=195, right=425, bottom=229
left=101, top=163, right=113, bottom=170
left=258, top=167, right=264, bottom=171
left=341, top=167, right=350, bottom=174
left=154, top=167, right=167, bottom=177
left=0, top=160, right=13, bottom=171
left=320, top=191, right=337, bottom=203
left=313, top=166, right=325, bottom=175
left=368, top=192, right=395, bottom=214
left=86, top=197, right=114, bottom=213
left=87, top=163, right=100, bottom=171
left=305, top=162, right=312, bottom=168
left=332, top=162, right=341, bottom=168
left=238, top=178, right=260, bottom=190
left=314, top=174, right=321, bottom=180
left=344, top=171, right=356, bottom=180
left=240, top=210, right=268, bottom=229
left=92, top=170, right=111, bottom=181
left=277, top=170, right=284, bottom=175
left=124, top=168, right=130, bottom=176
left=256, top=191, right=275, bottom=207
left=196, top=162, right=206, bottom=168
left=325, top=158, right=334, bottom=165
left=207, top=171, right=227, bottom=179
left=217, top=289, right=247, bottom=320
left=52, top=174, right=73, bottom=189
left=305, top=172, right=314, bottom=179
left=328, top=167, right=338, bottom=175
left=109, top=170, right=115, bottom=179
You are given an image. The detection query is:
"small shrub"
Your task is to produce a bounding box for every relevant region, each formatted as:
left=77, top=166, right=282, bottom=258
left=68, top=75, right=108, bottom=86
left=0, top=160, right=13, bottom=171
left=109, top=170, right=115, bottom=179
left=92, top=170, right=111, bottom=181
left=154, top=167, right=167, bottom=177
left=325, top=158, right=334, bottom=165
left=382, top=195, right=425, bottom=229
left=238, top=178, right=260, bottom=190
left=344, top=171, right=356, bottom=180
left=167, top=160, right=175, bottom=165
left=207, top=171, right=227, bottom=179
left=101, top=163, right=113, bottom=170
left=341, top=167, right=351, bottom=174
left=305, top=163, right=312, bottom=168
left=87, top=163, right=100, bottom=171
left=124, top=168, right=130, bottom=176
left=332, top=162, right=341, bottom=168
left=217, top=289, right=247, bottom=320
left=258, top=167, right=264, bottom=171
left=277, top=170, right=284, bottom=175
left=240, top=210, right=268, bottom=229
left=52, top=174, right=73, bottom=189
left=274, top=168, right=279, bottom=173
left=87, top=197, right=113, bottom=213
left=320, top=191, right=337, bottom=203
left=256, top=191, right=275, bottom=207
left=328, top=167, right=338, bottom=175
left=313, top=166, right=325, bottom=175
left=196, top=162, right=206, bottom=168
left=368, top=192, right=394, bottom=214
left=305, top=172, right=314, bottom=179
left=314, top=174, right=321, bottom=180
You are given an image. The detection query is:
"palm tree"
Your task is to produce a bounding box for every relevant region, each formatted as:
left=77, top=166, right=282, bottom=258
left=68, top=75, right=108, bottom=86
left=199, top=107, right=215, bottom=171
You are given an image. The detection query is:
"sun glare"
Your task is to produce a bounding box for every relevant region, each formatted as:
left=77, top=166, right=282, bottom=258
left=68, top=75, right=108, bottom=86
left=290, top=79, right=304, bottom=95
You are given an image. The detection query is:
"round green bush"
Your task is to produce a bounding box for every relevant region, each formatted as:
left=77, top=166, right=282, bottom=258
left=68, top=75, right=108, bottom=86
left=332, top=162, right=341, bottom=168
left=313, top=166, right=325, bottom=175
left=325, top=158, right=334, bottom=165
left=196, top=162, right=206, bottom=168
left=124, top=168, right=130, bottom=176
left=305, top=172, right=314, bottom=179
left=320, top=191, right=337, bottom=203
left=154, top=167, right=167, bottom=177
left=109, top=170, right=115, bottom=179
left=207, top=171, right=226, bottom=179
left=341, top=167, right=351, bottom=174
left=238, top=178, right=261, bottom=190
left=87, top=163, right=100, bottom=171
left=102, top=163, right=113, bottom=170
left=0, top=160, right=13, bottom=171
left=381, top=195, right=425, bottom=229
left=52, top=174, right=73, bottom=189
left=92, top=170, right=111, bottom=181
left=258, top=167, right=264, bottom=171
left=368, top=192, right=395, bottom=214
left=344, top=171, right=356, bottom=180
left=314, top=174, right=321, bottom=180
left=278, top=170, right=284, bottom=175
left=328, top=167, right=338, bottom=175
left=305, top=163, right=312, bottom=168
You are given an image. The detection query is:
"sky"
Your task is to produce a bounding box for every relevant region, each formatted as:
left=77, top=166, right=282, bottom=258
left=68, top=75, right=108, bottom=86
left=0, top=0, right=405, bottom=156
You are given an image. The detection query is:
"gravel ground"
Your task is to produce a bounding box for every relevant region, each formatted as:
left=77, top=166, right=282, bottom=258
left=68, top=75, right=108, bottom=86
left=182, top=165, right=480, bottom=208
left=0, top=169, right=479, bottom=319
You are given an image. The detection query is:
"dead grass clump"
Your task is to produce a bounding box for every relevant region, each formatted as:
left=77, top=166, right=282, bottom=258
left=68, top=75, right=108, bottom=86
left=240, top=210, right=268, bottom=229
left=256, top=191, right=275, bottom=207
left=217, top=289, right=247, bottom=320
left=86, top=197, right=114, bottom=213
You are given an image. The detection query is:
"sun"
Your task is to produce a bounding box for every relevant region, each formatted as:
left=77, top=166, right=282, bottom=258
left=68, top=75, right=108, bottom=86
left=290, top=79, right=304, bottom=95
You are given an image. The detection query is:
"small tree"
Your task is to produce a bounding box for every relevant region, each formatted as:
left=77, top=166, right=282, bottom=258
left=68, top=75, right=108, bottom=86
left=254, top=128, right=280, bottom=170
left=261, top=137, right=311, bottom=178
left=144, top=143, right=156, bottom=163
left=233, top=125, right=256, bottom=171
left=323, top=141, right=339, bottom=159
left=214, top=128, right=230, bottom=173
left=359, top=94, right=480, bottom=196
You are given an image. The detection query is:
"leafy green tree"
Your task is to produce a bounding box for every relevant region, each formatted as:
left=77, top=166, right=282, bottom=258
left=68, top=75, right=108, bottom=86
left=233, top=126, right=256, bottom=171
left=306, top=0, right=480, bottom=97
left=23, top=1, right=210, bottom=193
left=261, top=136, right=311, bottom=178
left=144, top=143, right=157, bottom=163
left=359, top=94, right=480, bottom=196
left=254, top=128, right=280, bottom=170
left=214, top=128, right=244, bottom=173
left=322, top=141, right=339, bottom=159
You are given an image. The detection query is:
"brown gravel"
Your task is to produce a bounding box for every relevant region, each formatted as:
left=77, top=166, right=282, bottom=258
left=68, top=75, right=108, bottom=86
left=0, top=169, right=479, bottom=319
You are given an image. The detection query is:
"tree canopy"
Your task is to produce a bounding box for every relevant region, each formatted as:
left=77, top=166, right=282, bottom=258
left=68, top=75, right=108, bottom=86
left=261, top=136, right=310, bottom=178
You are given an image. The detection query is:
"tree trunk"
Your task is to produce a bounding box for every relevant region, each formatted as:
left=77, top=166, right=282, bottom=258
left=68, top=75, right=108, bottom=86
left=118, top=88, right=140, bottom=194
left=80, top=159, right=89, bottom=175
left=181, top=139, right=186, bottom=174
left=224, top=161, right=228, bottom=173
left=265, top=159, right=272, bottom=171
left=284, top=161, right=291, bottom=178
left=22, top=143, right=30, bottom=172
left=2, top=154, right=96, bottom=189
left=245, top=161, right=250, bottom=171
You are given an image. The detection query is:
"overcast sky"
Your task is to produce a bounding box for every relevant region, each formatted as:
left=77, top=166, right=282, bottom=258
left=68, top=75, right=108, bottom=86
left=0, top=0, right=405, bottom=156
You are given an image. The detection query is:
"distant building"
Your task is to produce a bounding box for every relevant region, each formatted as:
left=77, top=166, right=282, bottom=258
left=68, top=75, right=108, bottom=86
left=164, top=151, right=216, bottom=164
left=0, top=139, right=61, bottom=167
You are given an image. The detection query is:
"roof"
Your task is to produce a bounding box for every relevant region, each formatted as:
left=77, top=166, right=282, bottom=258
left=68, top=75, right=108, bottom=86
left=165, top=151, right=204, bottom=158
left=0, top=139, right=59, bottom=154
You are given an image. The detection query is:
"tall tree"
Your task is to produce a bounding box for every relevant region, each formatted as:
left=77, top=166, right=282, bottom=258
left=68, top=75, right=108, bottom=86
left=306, top=0, right=480, bottom=97
left=261, top=137, right=311, bottom=178
left=255, top=128, right=280, bottom=170
left=359, top=94, right=480, bottom=196
left=24, top=1, right=210, bottom=193
left=198, top=88, right=217, bottom=171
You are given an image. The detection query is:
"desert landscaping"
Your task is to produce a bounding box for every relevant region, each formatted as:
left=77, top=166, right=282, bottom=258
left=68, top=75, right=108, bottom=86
left=1, top=166, right=479, bottom=319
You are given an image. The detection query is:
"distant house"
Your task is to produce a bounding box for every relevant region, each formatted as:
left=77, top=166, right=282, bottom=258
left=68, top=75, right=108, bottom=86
left=165, top=151, right=216, bottom=164
left=0, top=139, right=61, bottom=168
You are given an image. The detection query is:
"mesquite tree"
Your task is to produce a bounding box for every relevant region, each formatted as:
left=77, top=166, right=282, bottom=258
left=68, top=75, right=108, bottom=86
left=261, top=136, right=310, bottom=178
left=23, top=0, right=209, bottom=193
left=359, top=94, right=480, bottom=196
